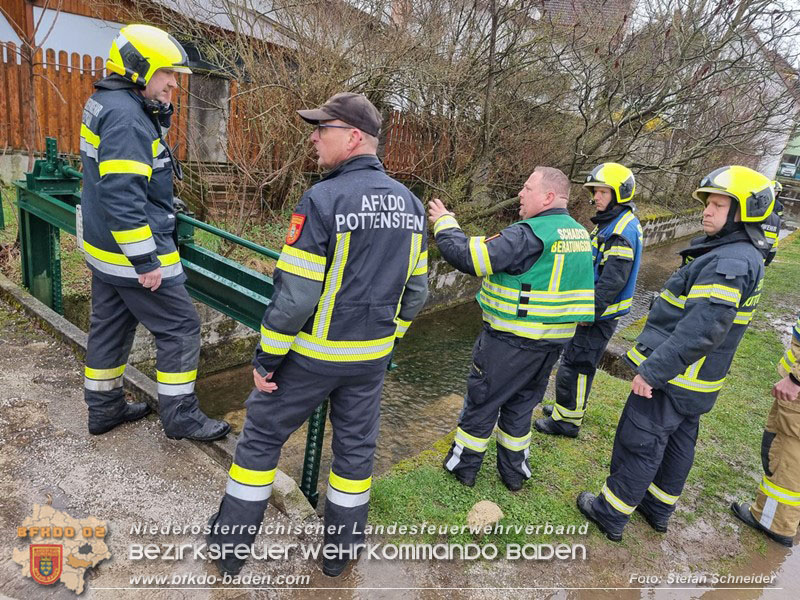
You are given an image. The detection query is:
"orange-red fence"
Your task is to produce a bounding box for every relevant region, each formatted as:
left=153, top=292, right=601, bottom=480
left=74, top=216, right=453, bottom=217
left=382, top=109, right=452, bottom=180
left=2, top=41, right=450, bottom=181
left=0, top=42, right=189, bottom=160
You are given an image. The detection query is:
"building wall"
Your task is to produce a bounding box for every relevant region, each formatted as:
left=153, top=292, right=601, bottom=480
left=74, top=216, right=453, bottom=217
left=30, top=7, right=122, bottom=58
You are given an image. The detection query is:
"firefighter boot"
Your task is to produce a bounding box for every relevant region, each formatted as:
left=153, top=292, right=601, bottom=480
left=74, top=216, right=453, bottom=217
left=442, top=458, right=476, bottom=487
left=731, top=502, right=793, bottom=547
left=577, top=492, right=622, bottom=542
left=534, top=416, right=579, bottom=438
left=167, top=417, right=230, bottom=442
left=88, top=401, right=151, bottom=435
left=206, top=511, right=246, bottom=575
left=635, top=504, right=668, bottom=533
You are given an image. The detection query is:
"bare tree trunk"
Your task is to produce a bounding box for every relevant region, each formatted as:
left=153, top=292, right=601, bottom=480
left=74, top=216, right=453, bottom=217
left=470, top=0, right=498, bottom=206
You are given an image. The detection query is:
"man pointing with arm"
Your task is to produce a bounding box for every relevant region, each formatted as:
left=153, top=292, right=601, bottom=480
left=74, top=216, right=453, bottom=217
left=431, top=166, right=594, bottom=492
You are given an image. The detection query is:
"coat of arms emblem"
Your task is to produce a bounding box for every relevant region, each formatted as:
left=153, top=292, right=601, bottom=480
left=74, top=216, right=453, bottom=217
left=30, top=544, right=62, bottom=585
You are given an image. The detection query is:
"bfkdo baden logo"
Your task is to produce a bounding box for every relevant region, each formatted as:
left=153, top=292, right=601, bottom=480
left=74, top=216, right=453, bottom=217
left=30, top=544, right=63, bottom=585
left=13, top=504, right=111, bottom=594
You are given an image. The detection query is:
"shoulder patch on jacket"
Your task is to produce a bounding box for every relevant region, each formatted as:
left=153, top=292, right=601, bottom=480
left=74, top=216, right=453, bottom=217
left=286, top=213, right=306, bottom=245
left=716, top=257, right=748, bottom=280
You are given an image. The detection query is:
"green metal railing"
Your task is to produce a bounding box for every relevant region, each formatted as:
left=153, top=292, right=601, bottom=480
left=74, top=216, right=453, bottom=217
left=14, top=137, right=328, bottom=506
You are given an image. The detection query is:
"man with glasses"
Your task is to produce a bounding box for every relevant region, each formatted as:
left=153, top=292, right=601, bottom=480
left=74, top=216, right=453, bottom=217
left=207, top=93, right=428, bottom=578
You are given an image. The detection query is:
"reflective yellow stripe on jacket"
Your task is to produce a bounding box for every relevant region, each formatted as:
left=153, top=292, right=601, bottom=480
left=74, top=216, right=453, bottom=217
left=276, top=245, right=327, bottom=282
left=601, top=298, right=632, bottom=317
left=660, top=289, right=753, bottom=325
left=260, top=325, right=295, bottom=356
left=99, top=159, right=153, bottom=180
left=312, top=233, right=350, bottom=340
left=469, top=236, right=493, bottom=276
left=394, top=233, right=422, bottom=338
left=111, top=224, right=156, bottom=257
left=80, top=124, right=100, bottom=160
left=291, top=332, right=395, bottom=362
left=433, top=214, right=459, bottom=236
left=627, top=347, right=725, bottom=394
left=81, top=239, right=183, bottom=279
left=780, top=348, right=797, bottom=373
left=411, top=250, right=428, bottom=277
left=600, top=245, right=634, bottom=263
left=686, top=283, right=741, bottom=306
left=482, top=312, right=577, bottom=341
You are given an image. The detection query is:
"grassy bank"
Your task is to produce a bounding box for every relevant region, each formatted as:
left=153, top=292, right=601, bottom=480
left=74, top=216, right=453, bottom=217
left=370, top=231, right=800, bottom=564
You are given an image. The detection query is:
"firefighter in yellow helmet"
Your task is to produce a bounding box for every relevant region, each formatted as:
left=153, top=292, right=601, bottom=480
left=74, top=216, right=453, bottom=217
left=537, top=162, right=642, bottom=438
left=759, top=181, right=783, bottom=266
left=78, top=24, right=229, bottom=441
left=731, top=312, right=800, bottom=547
left=578, top=165, right=772, bottom=541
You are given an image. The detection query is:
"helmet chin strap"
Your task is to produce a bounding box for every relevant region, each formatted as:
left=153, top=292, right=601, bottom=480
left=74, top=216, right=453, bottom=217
left=599, top=199, right=617, bottom=212
left=715, top=199, right=742, bottom=237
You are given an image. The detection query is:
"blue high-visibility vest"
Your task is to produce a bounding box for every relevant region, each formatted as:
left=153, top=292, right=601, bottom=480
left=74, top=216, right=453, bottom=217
left=591, top=208, right=643, bottom=320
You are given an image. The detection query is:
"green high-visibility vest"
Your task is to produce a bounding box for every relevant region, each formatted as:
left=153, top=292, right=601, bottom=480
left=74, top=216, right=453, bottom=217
left=477, top=214, right=595, bottom=340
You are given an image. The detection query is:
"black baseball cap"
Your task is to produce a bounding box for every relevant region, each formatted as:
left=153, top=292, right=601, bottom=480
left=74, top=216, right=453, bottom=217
left=297, top=92, right=382, bottom=137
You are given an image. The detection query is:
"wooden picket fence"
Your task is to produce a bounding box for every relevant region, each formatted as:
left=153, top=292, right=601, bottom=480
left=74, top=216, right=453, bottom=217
left=224, top=81, right=452, bottom=181
left=0, top=42, right=189, bottom=159
left=382, top=109, right=452, bottom=180
left=1, top=40, right=452, bottom=187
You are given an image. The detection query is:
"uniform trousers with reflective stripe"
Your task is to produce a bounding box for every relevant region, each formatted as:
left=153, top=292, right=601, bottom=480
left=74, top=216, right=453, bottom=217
left=592, top=389, right=700, bottom=534
left=443, top=327, right=563, bottom=484
left=211, top=353, right=385, bottom=555
left=749, top=397, right=800, bottom=537
left=84, top=274, right=206, bottom=436
left=554, top=319, right=618, bottom=427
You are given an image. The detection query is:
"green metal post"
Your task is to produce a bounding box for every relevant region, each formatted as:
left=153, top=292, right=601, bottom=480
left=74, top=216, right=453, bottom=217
left=18, top=191, right=62, bottom=312
left=300, top=399, right=329, bottom=507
